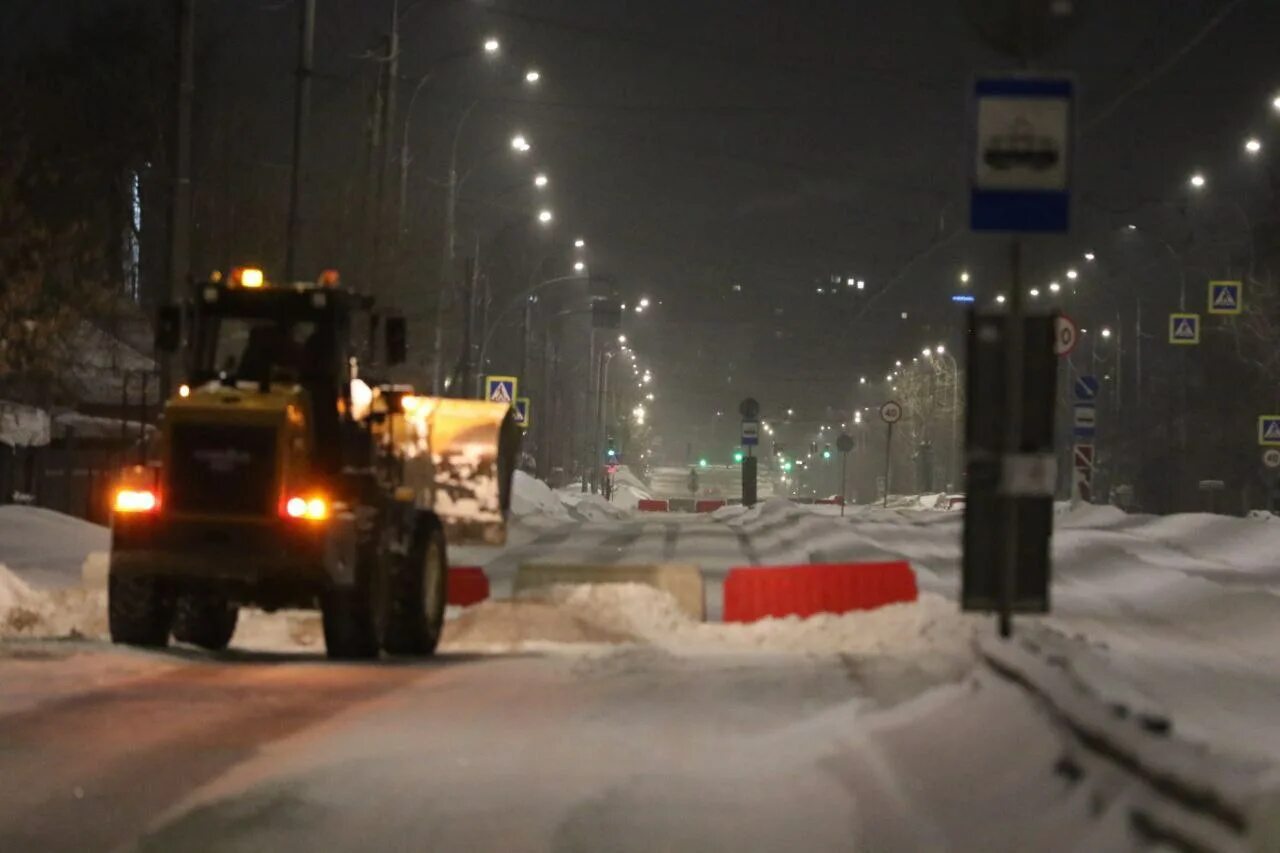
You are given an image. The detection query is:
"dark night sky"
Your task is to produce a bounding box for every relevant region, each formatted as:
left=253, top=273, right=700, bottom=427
left=7, top=0, right=1277, bottom=455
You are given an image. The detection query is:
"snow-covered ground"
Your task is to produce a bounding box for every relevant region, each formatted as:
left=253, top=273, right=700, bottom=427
left=4, top=476, right=1280, bottom=849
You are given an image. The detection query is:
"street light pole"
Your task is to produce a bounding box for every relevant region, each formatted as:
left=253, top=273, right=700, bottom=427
left=284, top=0, right=315, bottom=284
left=163, top=0, right=195, bottom=397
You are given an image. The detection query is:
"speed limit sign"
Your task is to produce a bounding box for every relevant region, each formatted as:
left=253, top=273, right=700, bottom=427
left=1054, top=313, right=1079, bottom=357
left=1264, top=448, right=1280, bottom=469
left=880, top=400, right=903, bottom=424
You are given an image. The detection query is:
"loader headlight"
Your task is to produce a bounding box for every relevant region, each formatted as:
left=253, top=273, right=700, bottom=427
left=114, top=489, right=158, bottom=513
left=284, top=495, right=328, bottom=521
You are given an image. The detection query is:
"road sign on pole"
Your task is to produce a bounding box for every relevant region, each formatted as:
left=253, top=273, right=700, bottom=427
left=1264, top=448, right=1280, bottom=469
left=880, top=400, right=902, bottom=424
left=514, top=397, right=531, bottom=429
left=1207, top=280, right=1242, bottom=316
left=484, top=375, right=518, bottom=404
left=1055, top=313, right=1079, bottom=357
left=970, top=76, right=1074, bottom=233
left=1259, top=416, right=1280, bottom=447
left=1072, top=404, right=1096, bottom=439
left=837, top=433, right=854, bottom=517
left=1169, top=314, right=1200, bottom=345
left=1073, top=375, right=1098, bottom=402
left=1072, top=443, right=1095, bottom=503
left=740, top=420, right=760, bottom=447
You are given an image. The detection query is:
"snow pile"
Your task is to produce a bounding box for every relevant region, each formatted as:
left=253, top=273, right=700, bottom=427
left=510, top=470, right=570, bottom=519
left=443, top=582, right=983, bottom=659
left=0, top=400, right=51, bottom=447
left=0, top=563, right=107, bottom=639
left=556, top=488, right=631, bottom=521
left=0, top=506, right=110, bottom=589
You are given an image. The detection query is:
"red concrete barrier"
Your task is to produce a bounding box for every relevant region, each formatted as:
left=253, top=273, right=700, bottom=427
left=695, top=499, right=726, bottom=513
left=722, top=561, right=917, bottom=623
left=448, top=567, right=490, bottom=606
left=638, top=499, right=670, bottom=512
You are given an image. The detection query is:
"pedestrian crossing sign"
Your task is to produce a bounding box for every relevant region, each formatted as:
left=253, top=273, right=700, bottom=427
left=514, top=397, right=531, bottom=429
left=1260, top=416, right=1280, bottom=446
left=1208, top=280, right=1242, bottom=315
left=1169, top=313, right=1200, bottom=345
left=484, top=375, right=518, bottom=405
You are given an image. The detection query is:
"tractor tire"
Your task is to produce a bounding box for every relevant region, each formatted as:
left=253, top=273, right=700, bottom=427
left=108, top=573, right=174, bottom=648
left=378, top=516, right=447, bottom=657
left=172, top=592, right=238, bottom=651
left=321, top=566, right=379, bottom=660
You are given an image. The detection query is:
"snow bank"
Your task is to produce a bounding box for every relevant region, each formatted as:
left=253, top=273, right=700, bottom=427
left=1, top=563, right=106, bottom=639
left=510, top=471, right=570, bottom=519
left=556, top=489, right=630, bottom=522
left=442, top=582, right=983, bottom=659
left=0, top=505, right=109, bottom=587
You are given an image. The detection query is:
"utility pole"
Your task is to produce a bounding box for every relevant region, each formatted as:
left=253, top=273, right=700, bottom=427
left=284, top=0, right=315, bottom=284
left=163, top=0, right=195, bottom=397
left=370, top=5, right=399, bottom=303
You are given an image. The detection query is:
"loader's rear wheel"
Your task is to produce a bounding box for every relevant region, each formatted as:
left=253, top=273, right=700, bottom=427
left=172, top=592, right=238, bottom=651
left=321, top=557, right=379, bottom=660
left=108, top=573, right=174, bottom=648
left=379, top=517, right=447, bottom=657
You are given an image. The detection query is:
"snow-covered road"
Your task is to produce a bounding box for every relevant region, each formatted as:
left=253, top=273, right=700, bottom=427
left=4, top=489, right=1280, bottom=850
left=0, top=638, right=1121, bottom=852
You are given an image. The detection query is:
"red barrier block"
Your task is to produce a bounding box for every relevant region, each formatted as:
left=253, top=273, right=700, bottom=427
left=722, top=561, right=917, bottom=623
left=638, top=499, right=670, bottom=512
left=448, top=567, right=490, bottom=606
left=695, top=500, right=726, bottom=513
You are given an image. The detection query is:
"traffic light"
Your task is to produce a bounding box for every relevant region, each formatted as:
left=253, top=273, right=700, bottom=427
left=698, top=458, right=708, bottom=468
left=781, top=461, right=793, bottom=472
left=823, top=444, right=832, bottom=460
left=605, top=437, right=618, bottom=460
left=733, top=450, right=744, bottom=464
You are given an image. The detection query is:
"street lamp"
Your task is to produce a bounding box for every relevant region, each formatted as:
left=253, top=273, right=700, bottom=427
left=483, top=37, right=500, bottom=53
left=511, top=133, right=531, bottom=152
left=1084, top=252, right=1095, bottom=261
left=859, top=376, right=866, bottom=384
left=1272, top=94, right=1280, bottom=111
left=935, top=345, right=945, bottom=354
left=537, top=208, right=553, bottom=224
left=1189, top=171, right=1206, bottom=189
left=574, top=238, right=585, bottom=249
left=573, top=260, right=585, bottom=272
left=524, top=69, right=541, bottom=84
left=1049, top=282, right=1061, bottom=293
left=534, top=173, right=548, bottom=188
left=1029, top=288, right=1040, bottom=298
left=922, top=347, right=931, bottom=357
left=1245, top=137, right=1263, bottom=155
left=1066, top=268, right=1078, bottom=280
left=638, top=297, right=651, bottom=308
left=959, top=270, right=970, bottom=284
left=1100, top=327, right=1113, bottom=339
left=996, top=294, right=1007, bottom=304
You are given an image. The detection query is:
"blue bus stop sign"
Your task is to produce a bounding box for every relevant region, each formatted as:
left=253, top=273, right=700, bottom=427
left=970, top=76, right=1074, bottom=233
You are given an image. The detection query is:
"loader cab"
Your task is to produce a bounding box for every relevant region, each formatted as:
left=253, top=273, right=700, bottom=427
left=183, top=271, right=367, bottom=474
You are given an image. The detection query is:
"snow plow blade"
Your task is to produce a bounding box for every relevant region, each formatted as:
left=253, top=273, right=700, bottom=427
left=514, top=563, right=706, bottom=621
left=395, top=397, right=520, bottom=547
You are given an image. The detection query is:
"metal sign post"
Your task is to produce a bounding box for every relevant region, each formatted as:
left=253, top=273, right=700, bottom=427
left=739, top=398, right=760, bottom=506
left=837, top=433, right=854, bottom=516
left=879, top=401, right=902, bottom=508
left=969, top=73, right=1073, bottom=639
